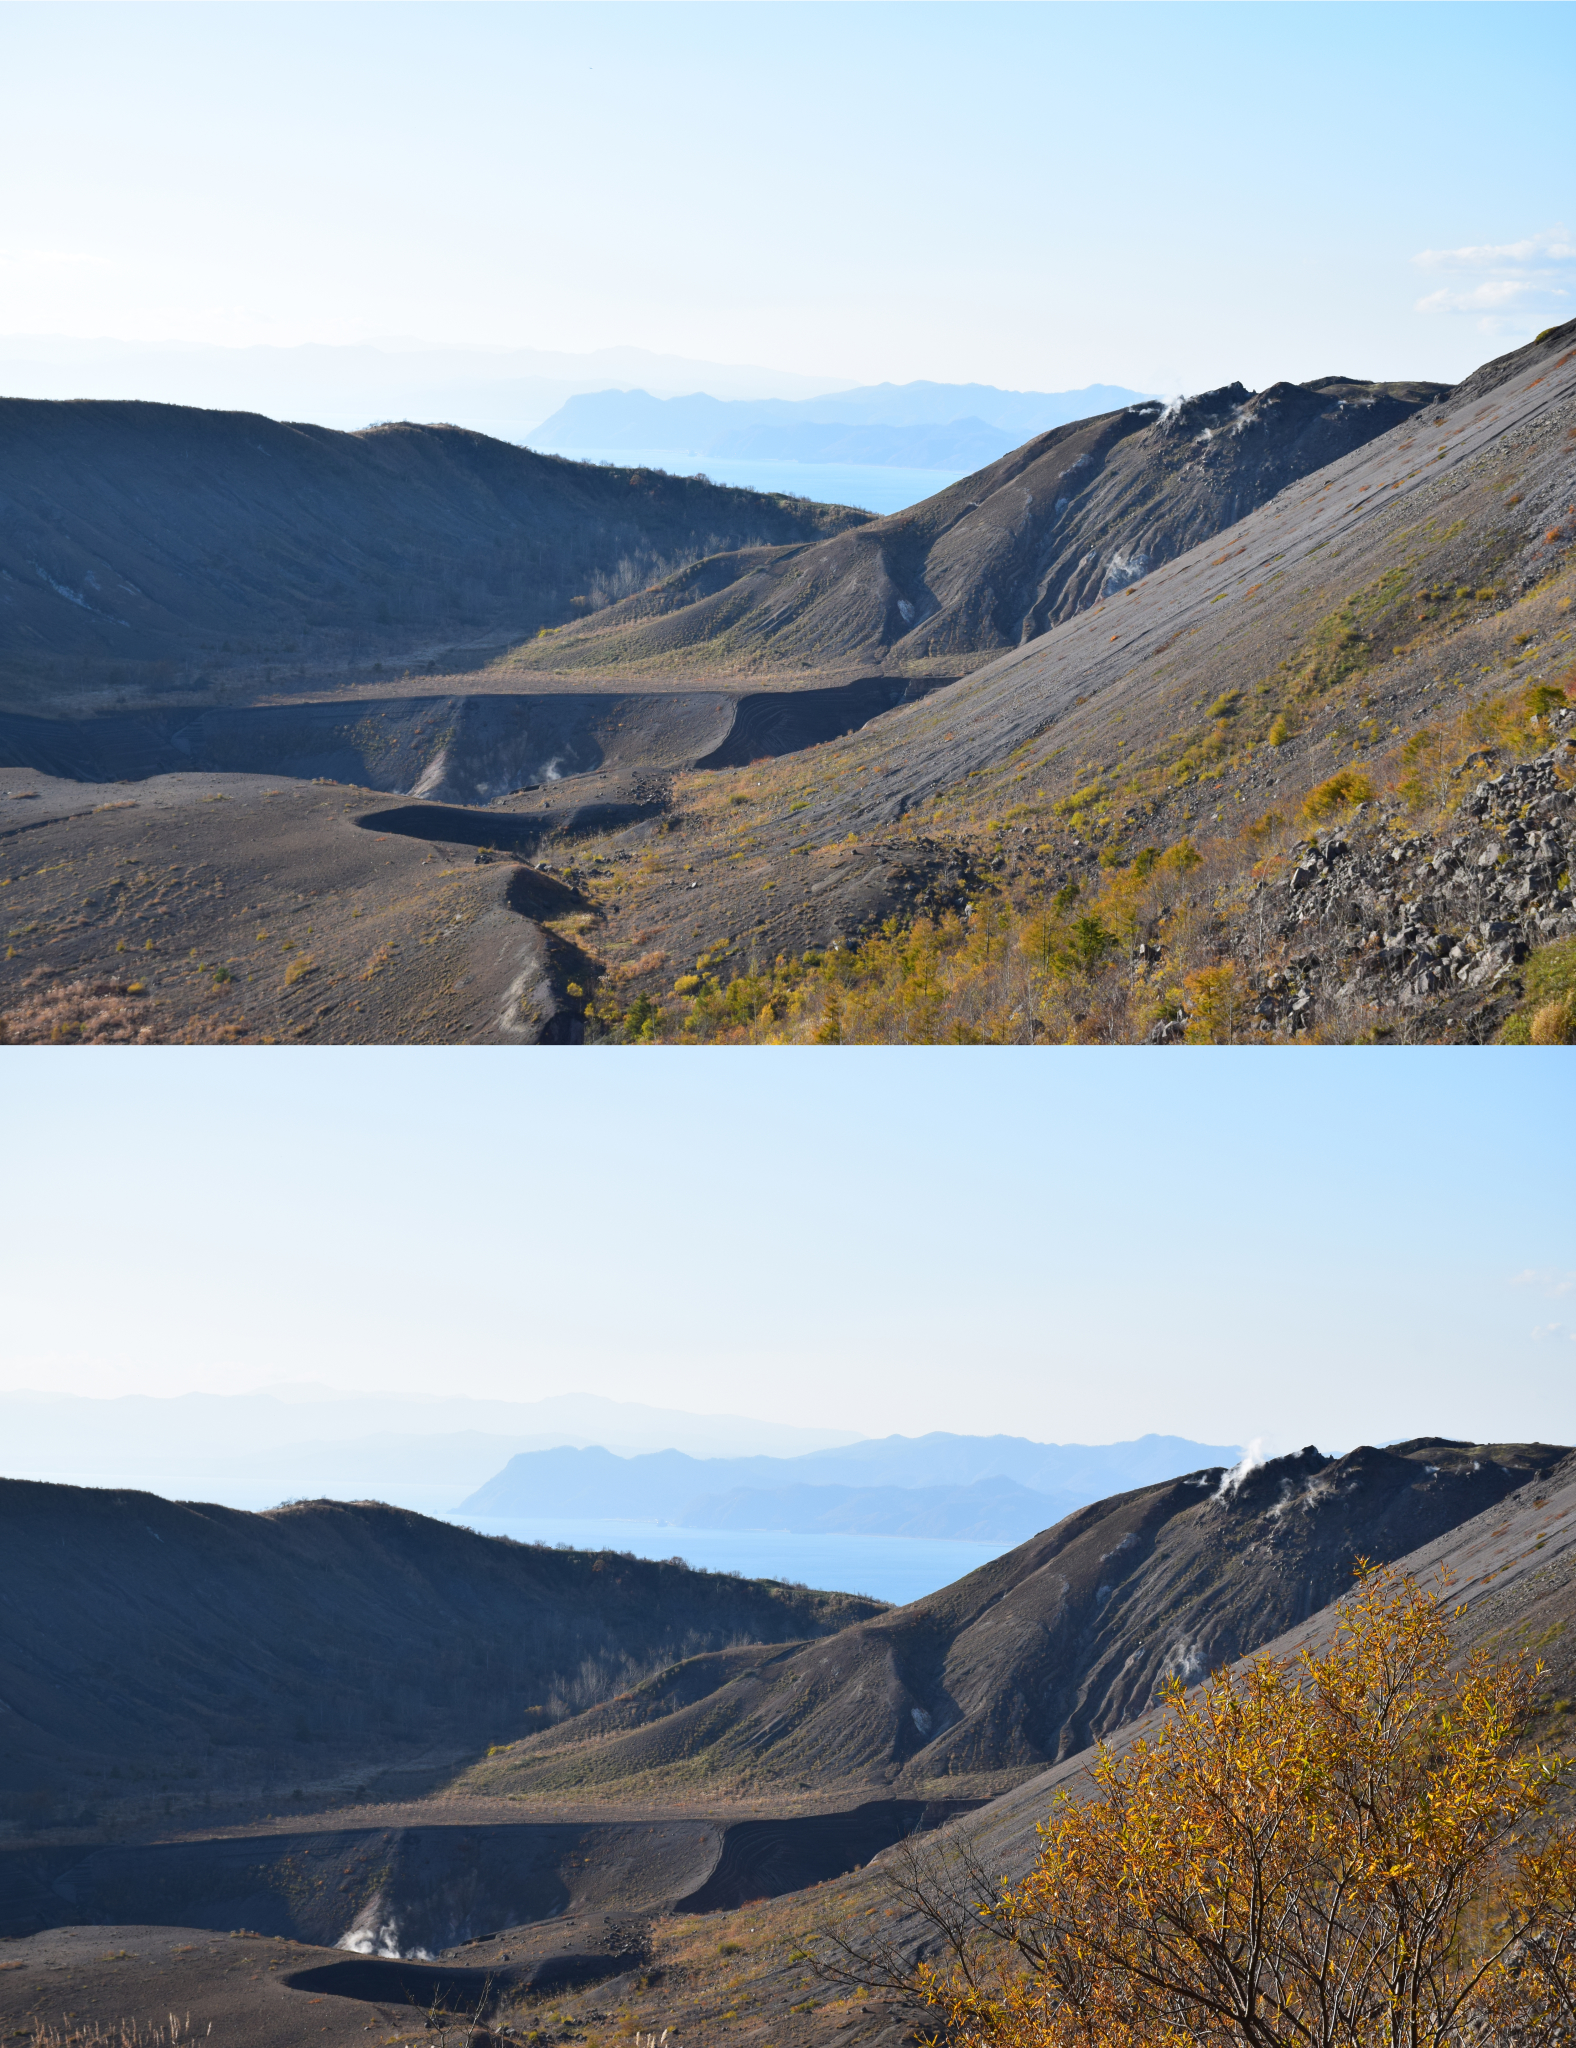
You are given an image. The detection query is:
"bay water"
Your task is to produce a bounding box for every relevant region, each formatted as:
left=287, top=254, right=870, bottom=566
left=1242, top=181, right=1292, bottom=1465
left=449, top=1512, right=1011, bottom=1606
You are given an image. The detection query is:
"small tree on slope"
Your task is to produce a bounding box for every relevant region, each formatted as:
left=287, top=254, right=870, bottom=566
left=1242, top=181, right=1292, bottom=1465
left=894, top=1568, right=1576, bottom=2048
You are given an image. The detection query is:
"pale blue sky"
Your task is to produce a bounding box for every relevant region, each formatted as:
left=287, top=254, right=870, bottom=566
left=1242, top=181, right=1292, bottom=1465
left=2, top=3, right=1572, bottom=394
left=4, top=1050, right=1572, bottom=1458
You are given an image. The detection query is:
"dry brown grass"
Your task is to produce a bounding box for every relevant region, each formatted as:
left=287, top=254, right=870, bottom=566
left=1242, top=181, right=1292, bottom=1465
left=0, top=975, right=259, bottom=1045
left=26, top=2015, right=207, bottom=2048
left=0, top=978, right=159, bottom=1044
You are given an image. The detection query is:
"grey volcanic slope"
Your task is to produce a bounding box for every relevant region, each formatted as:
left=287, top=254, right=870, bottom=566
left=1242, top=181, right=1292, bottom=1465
left=0, top=673, right=922, bottom=806
left=464, top=1439, right=1564, bottom=1805
left=525, top=376, right=1444, bottom=676
left=11, top=1466, right=1574, bottom=2048
left=557, top=319, right=1576, bottom=1004
left=939, top=1441, right=1576, bottom=1905
left=0, top=399, right=868, bottom=699
left=0, top=1481, right=882, bottom=1832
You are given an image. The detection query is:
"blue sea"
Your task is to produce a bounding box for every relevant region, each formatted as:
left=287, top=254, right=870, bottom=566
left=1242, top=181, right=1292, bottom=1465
left=527, top=444, right=966, bottom=519
left=449, top=1513, right=1012, bottom=1607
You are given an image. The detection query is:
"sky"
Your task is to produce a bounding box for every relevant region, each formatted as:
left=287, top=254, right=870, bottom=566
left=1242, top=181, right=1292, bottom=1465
left=4, top=1049, right=1572, bottom=1460
left=1, top=2, right=1573, bottom=398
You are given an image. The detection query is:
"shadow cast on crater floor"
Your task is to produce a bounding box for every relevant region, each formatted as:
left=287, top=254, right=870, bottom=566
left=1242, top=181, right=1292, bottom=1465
left=352, top=798, right=661, bottom=854
left=283, top=1951, right=627, bottom=2013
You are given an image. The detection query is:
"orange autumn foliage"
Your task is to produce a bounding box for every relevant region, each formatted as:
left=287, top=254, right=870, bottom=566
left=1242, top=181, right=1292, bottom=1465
left=911, top=1567, right=1576, bottom=2048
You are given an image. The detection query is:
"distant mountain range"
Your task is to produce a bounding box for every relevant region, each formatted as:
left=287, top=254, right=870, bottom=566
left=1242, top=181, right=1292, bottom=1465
left=0, top=1388, right=863, bottom=1514
left=526, top=381, right=1154, bottom=471
left=0, top=335, right=857, bottom=439
left=460, top=1432, right=1241, bottom=1542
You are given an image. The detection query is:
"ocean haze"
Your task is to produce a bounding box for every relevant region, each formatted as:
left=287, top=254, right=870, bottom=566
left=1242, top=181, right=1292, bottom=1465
left=0, top=336, right=857, bottom=438
left=0, top=1387, right=866, bottom=1513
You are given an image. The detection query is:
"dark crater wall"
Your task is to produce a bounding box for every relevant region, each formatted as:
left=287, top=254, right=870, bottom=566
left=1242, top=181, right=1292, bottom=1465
left=0, top=1483, right=883, bottom=1830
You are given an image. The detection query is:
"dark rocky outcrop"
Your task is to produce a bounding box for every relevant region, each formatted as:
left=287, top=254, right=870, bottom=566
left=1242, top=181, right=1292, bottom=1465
left=1200, top=724, right=1576, bottom=1043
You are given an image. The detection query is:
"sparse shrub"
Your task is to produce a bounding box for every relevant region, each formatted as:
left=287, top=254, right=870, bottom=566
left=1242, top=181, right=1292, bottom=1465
left=1503, top=934, right=1576, bottom=1045
left=1267, top=714, right=1291, bottom=747
left=1208, top=690, right=1241, bottom=719
left=1529, top=994, right=1576, bottom=1044
left=1302, top=768, right=1372, bottom=821
left=673, top=974, right=701, bottom=995
left=1159, top=839, right=1202, bottom=875
left=0, top=979, right=157, bottom=1046
left=1526, top=682, right=1573, bottom=719
left=284, top=954, right=315, bottom=986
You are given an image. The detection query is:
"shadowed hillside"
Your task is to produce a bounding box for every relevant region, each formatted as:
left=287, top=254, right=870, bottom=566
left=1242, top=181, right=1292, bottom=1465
left=461, top=1438, right=1564, bottom=1804
left=0, top=400, right=868, bottom=705
left=522, top=376, right=1444, bottom=679
left=0, top=1481, right=883, bottom=1833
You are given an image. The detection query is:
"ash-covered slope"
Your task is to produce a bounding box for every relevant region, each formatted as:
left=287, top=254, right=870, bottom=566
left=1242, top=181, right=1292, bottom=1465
left=946, top=1443, right=1576, bottom=1902
left=0, top=1480, right=882, bottom=1830
left=0, top=400, right=868, bottom=701
left=465, top=1439, right=1562, bottom=1804
left=528, top=377, right=1443, bottom=677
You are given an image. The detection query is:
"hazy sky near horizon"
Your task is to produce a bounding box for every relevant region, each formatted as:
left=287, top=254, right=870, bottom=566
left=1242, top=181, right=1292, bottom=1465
left=2, top=2, right=1573, bottom=397
left=4, top=1052, right=1572, bottom=1460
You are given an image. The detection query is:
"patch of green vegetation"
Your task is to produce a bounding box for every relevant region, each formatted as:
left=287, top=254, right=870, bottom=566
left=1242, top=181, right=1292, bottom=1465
left=1302, top=769, right=1373, bottom=822
left=1500, top=937, right=1576, bottom=1044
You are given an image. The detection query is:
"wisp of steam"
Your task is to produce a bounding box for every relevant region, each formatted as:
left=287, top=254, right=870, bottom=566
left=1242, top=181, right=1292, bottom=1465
left=1215, top=1438, right=1266, bottom=1499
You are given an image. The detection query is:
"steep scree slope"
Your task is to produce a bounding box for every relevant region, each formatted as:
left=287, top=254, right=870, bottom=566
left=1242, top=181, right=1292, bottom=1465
left=524, top=378, right=1443, bottom=677
left=943, top=1442, right=1576, bottom=1902
left=464, top=1440, right=1562, bottom=1804
left=568, top=322, right=1576, bottom=1030
left=0, top=400, right=867, bottom=701
left=0, top=1481, right=882, bottom=1830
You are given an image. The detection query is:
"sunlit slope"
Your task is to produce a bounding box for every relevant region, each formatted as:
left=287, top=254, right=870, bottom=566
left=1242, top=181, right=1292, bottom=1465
left=575, top=319, right=1575, bottom=1024
left=462, top=1439, right=1560, bottom=1805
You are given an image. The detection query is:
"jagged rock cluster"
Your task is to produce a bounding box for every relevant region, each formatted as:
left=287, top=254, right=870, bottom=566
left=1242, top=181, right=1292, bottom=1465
left=1260, top=723, right=1575, bottom=1033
